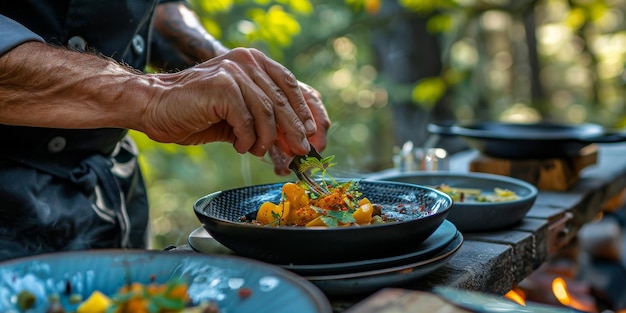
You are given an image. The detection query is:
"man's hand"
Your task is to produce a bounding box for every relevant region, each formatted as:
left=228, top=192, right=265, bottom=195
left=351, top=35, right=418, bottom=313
left=143, top=48, right=318, bottom=158
left=150, top=2, right=331, bottom=173
left=270, top=82, right=331, bottom=175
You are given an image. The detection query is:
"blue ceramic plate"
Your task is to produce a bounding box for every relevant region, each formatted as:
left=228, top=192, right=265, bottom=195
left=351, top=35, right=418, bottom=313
left=0, top=250, right=332, bottom=313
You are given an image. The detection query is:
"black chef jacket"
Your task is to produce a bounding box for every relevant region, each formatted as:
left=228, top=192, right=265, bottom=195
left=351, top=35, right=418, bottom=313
left=0, top=0, right=182, bottom=261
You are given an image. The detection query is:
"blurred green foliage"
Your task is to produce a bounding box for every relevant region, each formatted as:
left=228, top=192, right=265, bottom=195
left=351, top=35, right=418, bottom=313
left=143, top=0, right=626, bottom=249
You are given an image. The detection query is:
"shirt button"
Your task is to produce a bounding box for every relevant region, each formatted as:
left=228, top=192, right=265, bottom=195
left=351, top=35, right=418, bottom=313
left=131, top=35, right=145, bottom=55
left=68, top=36, right=87, bottom=52
left=47, top=136, right=66, bottom=153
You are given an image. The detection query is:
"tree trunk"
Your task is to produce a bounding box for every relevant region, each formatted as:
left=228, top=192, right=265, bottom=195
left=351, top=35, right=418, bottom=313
left=372, top=0, right=467, bottom=154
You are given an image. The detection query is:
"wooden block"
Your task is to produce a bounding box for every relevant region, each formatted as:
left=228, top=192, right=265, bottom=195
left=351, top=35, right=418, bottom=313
left=524, top=205, right=575, bottom=254
left=464, top=230, right=537, bottom=282
left=512, top=218, right=550, bottom=268
left=469, top=144, right=598, bottom=191
left=409, top=241, right=515, bottom=294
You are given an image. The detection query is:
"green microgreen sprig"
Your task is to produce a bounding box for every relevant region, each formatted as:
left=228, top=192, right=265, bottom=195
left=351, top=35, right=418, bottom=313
left=296, top=155, right=366, bottom=227
left=324, top=210, right=357, bottom=226
left=297, top=155, right=338, bottom=196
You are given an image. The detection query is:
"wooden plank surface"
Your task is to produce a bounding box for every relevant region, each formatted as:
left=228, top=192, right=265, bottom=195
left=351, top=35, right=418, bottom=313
left=371, top=143, right=626, bottom=292
left=511, top=218, right=550, bottom=268
left=337, top=144, right=626, bottom=311
left=464, top=230, right=536, bottom=283
left=407, top=241, right=515, bottom=294
left=334, top=144, right=626, bottom=312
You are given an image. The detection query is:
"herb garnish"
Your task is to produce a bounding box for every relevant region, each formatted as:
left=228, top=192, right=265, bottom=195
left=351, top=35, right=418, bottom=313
left=296, top=155, right=337, bottom=197
left=296, top=155, right=363, bottom=226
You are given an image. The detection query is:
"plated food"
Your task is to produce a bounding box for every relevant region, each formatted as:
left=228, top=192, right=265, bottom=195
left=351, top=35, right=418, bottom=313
left=247, top=181, right=381, bottom=227
left=434, top=184, right=520, bottom=203
left=246, top=154, right=419, bottom=229
left=369, top=171, right=538, bottom=232
left=16, top=278, right=211, bottom=313
left=194, top=179, right=452, bottom=264
left=0, top=250, right=332, bottom=313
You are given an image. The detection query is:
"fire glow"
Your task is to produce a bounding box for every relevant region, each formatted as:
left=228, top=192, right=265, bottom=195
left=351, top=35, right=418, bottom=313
left=504, top=287, right=526, bottom=306
left=552, top=277, right=596, bottom=312
left=506, top=278, right=598, bottom=312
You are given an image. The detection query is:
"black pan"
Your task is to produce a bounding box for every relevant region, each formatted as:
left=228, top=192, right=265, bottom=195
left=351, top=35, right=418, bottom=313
left=428, top=121, right=626, bottom=159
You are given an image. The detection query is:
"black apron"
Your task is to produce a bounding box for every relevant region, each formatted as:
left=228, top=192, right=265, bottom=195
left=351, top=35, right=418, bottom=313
left=0, top=0, right=162, bottom=261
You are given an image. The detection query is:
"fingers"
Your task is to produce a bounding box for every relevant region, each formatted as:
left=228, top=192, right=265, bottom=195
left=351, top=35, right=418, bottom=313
left=191, top=55, right=284, bottom=156
left=269, top=145, right=292, bottom=176
left=232, top=48, right=313, bottom=155
left=219, top=60, right=278, bottom=156
left=299, top=82, right=331, bottom=152
left=152, top=48, right=327, bottom=160
left=254, top=50, right=316, bottom=135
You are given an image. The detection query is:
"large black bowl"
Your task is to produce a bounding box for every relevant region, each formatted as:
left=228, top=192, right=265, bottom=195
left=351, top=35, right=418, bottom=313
left=0, top=250, right=332, bottom=313
left=369, top=171, right=538, bottom=232
left=194, top=180, right=452, bottom=264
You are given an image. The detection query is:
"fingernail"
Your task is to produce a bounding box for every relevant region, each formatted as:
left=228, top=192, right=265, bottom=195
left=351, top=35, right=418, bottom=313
left=304, top=119, right=316, bottom=133
left=301, top=137, right=310, bottom=150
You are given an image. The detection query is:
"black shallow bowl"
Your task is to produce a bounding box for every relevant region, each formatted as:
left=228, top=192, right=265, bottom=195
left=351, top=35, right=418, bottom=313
left=369, top=172, right=538, bottom=232
left=194, top=179, right=452, bottom=264
left=0, top=250, right=332, bottom=313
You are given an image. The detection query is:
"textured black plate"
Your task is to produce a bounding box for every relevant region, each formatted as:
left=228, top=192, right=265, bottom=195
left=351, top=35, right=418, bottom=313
left=369, top=172, right=538, bottom=232
left=189, top=220, right=458, bottom=276
left=309, top=231, right=463, bottom=297
left=279, top=220, right=457, bottom=276
left=194, top=179, right=452, bottom=264
left=0, top=250, right=332, bottom=313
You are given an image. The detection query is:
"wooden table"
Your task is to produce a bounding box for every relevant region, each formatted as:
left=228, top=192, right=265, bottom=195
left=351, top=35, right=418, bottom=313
left=326, top=143, right=626, bottom=312
left=171, top=143, right=626, bottom=312
left=333, top=143, right=626, bottom=311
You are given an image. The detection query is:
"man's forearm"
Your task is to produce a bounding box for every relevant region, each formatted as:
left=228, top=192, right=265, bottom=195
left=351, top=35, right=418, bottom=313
left=153, top=2, right=229, bottom=66
left=0, top=41, right=151, bottom=131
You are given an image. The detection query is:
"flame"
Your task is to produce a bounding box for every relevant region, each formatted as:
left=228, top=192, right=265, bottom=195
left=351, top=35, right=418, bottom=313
left=552, top=277, right=595, bottom=312
left=505, top=287, right=526, bottom=306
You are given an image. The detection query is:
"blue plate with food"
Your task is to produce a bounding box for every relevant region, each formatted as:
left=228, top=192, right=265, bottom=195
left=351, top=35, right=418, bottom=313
left=369, top=172, right=538, bottom=232
left=0, top=250, right=332, bottom=313
left=194, top=179, right=452, bottom=264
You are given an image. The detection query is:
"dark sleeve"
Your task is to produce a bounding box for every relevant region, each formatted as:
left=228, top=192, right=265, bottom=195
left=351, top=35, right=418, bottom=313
left=0, top=14, right=44, bottom=56
left=150, top=0, right=196, bottom=71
